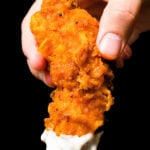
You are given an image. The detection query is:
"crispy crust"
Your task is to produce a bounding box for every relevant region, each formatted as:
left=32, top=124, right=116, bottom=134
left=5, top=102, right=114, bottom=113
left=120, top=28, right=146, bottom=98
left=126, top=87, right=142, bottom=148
left=30, top=0, right=114, bottom=136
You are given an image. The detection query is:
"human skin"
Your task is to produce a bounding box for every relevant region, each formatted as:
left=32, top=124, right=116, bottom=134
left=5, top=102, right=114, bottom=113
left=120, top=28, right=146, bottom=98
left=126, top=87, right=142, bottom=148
left=21, top=0, right=150, bottom=87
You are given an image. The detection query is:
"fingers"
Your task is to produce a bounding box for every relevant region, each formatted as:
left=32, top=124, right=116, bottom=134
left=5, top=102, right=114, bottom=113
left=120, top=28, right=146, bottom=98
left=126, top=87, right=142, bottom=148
left=21, top=0, right=44, bottom=69
left=27, top=60, right=54, bottom=87
left=96, top=0, right=142, bottom=60
left=21, top=0, right=44, bottom=70
left=21, top=0, right=54, bottom=86
left=115, top=44, right=132, bottom=68
left=21, top=22, right=47, bottom=71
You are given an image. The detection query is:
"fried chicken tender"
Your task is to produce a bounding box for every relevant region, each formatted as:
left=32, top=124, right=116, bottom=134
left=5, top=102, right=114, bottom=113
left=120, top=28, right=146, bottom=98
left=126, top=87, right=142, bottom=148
left=30, top=0, right=114, bottom=136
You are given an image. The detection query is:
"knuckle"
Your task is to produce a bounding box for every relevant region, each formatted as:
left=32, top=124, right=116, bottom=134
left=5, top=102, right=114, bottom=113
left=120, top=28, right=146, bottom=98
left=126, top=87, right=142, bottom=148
left=113, top=8, right=136, bottom=22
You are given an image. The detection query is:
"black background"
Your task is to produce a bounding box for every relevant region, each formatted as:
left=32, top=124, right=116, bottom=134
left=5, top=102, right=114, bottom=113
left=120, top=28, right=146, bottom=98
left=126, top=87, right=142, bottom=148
left=14, top=0, right=150, bottom=149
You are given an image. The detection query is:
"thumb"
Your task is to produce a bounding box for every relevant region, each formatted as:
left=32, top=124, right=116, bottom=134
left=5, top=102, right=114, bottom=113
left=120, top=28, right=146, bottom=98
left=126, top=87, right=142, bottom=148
left=96, top=0, right=142, bottom=60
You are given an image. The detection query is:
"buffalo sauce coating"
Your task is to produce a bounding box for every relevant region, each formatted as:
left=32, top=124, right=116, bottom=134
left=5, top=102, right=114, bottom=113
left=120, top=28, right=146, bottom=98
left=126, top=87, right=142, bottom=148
left=30, top=0, right=114, bottom=136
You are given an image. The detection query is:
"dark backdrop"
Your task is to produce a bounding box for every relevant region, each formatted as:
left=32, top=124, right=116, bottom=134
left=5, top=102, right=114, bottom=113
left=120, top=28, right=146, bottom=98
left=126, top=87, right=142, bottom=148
left=15, top=0, right=150, bottom=149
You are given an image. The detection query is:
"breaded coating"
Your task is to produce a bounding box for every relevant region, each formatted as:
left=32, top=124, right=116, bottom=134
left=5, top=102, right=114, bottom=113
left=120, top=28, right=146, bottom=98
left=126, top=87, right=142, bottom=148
left=30, top=0, right=114, bottom=136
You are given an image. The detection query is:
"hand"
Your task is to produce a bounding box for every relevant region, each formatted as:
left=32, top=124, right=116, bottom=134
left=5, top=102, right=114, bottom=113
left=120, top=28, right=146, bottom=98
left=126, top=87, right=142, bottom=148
left=21, top=0, right=150, bottom=86
left=21, top=0, right=54, bottom=87
left=79, top=0, right=150, bottom=67
left=95, top=0, right=150, bottom=67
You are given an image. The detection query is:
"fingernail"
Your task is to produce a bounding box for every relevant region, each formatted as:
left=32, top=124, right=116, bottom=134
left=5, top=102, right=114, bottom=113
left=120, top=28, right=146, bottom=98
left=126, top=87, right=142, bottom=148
left=39, top=71, right=45, bottom=82
left=39, top=71, right=54, bottom=87
left=98, top=33, right=122, bottom=59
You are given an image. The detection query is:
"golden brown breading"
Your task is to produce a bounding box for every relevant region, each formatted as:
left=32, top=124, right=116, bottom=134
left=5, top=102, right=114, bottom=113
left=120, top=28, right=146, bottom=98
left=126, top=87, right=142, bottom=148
left=30, top=0, right=114, bottom=136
